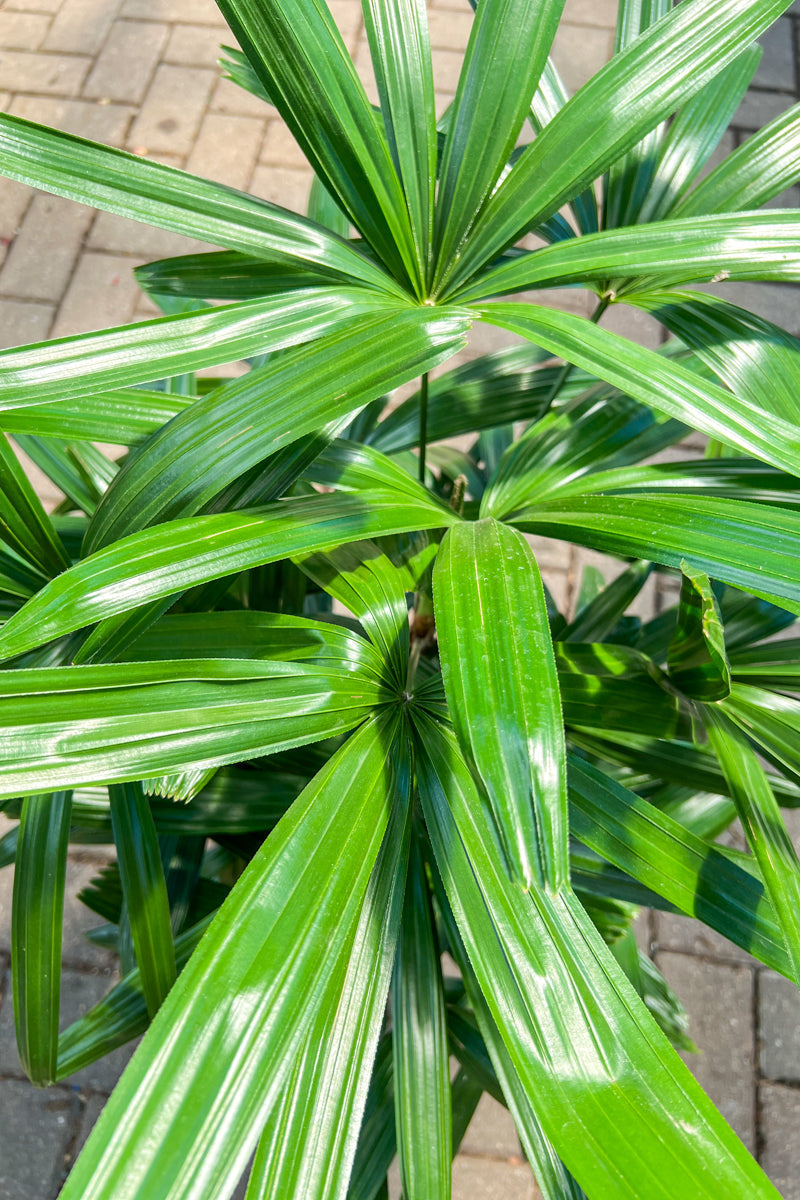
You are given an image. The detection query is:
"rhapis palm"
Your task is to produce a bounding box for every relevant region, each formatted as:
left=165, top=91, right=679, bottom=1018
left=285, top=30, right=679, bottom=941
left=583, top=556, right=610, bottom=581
left=0, top=0, right=800, bottom=1195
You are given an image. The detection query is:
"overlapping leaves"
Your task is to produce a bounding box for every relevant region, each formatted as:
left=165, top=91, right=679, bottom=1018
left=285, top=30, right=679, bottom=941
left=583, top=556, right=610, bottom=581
left=1, top=0, right=799, bottom=1195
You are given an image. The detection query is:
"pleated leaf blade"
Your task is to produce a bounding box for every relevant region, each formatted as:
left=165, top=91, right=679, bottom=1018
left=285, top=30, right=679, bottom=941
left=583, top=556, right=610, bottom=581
left=433, top=518, right=568, bottom=891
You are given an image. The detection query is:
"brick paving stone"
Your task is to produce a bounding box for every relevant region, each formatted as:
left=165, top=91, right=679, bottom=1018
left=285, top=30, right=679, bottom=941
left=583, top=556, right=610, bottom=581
left=9, top=94, right=133, bottom=144
left=562, top=0, right=619, bottom=29
left=353, top=39, right=379, bottom=106
left=782, top=808, right=800, bottom=851
left=541, top=565, right=570, bottom=613
left=524, top=534, right=576, bottom=575
left=0, top=0, right=799, bottom=1192
left=452, top=1157, right=536, bottom=1200
left=83, top=19, right=168, bottom=104
left=120, top=0, right=226, bottom=25
left=126, top=63, right=215, bottom=157
left=0, top=866, right=9, bottom=955
left=0, top=1078, right=79, bottom=1200
left=431, top=46, right=463, bottom=93
left=165, top=22, right=233, bottom=67
left=0, top=296, right=54, bottom=347
left=0, top=49, right=91, bottom=95
left=4, top=0, right=61, bottom=14
left=753, top=17, right=797, bottom=92
left=428, top=7, right=473, bottom=50
left=759, top=1082, right=800, bottom=1199
left=259, top=118, right=311, bottom=170
left=72, top=1091, right=107, bottom=1159
left=734, top=87, right=796, bottom=131
left=459, top=1093, right=522, bottom=1159
left=656, top=951, right=756, bottom=1150
left=328, top=0, right=362, bottom=49
left=551, top=22, right=613, bottom=95
left=0, top=10, right=51, bottom=49
left=0, top=192, right=94, bottom=302
left=388, top=1156, right=536, bottom=1199
left=759, top=970, right=800, bottom=1083
left=435, top=90, right=454, bottom=120
left=653, top=911, right=757, bottom=966
left=633, top=909, right=652, bottom=954
left=249, top=163, right=313, bottom=213
left=87, top=210, right=210, bottom=259
left=0, top=176, right=33, bottom=243
left=0, top=855, right=117, bottom=961
left=210, top=74, right=271, bottom=119
left=185, top=111, right=264, bottom=190
left=50, top=250, right=141, bottom=337
left=43, top=0, right=121, bottom=55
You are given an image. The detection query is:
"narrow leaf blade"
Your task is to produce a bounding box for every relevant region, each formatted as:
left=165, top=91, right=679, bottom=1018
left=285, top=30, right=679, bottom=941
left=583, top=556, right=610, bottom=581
left=434, top=519, right=568, bottom=890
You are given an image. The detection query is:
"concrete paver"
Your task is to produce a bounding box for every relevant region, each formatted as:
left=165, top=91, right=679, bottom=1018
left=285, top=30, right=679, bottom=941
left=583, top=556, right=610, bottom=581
left=185, top=110, right=263, bottom=189
left=50, top=249, right=143, bottom=336
left=734, top=86, right=796, bottom=131
left=249, top=162, right=313, bottom=212
left=452, top=1156, right=536, bottom=1200
left=0, top=10, right=50, bottom=47
left=760, top=1083, right=800, bottom=1200
left=0, top=48, right=91, bottom=93
left=0, top=192, right=94, bottom=301
left=126, top=61, right=214, bottom=155
left=458, top=1092, right=522, bottom=1160
left=0, top=0, right=799, bottom=1195
left=753, top=17, right=797, bottom=92
left=43, top=0, right=120, bottom=54
left=551, top=22, right=614, bottom=94
left=164, top=20, right=231, bottom=66
left=760, top=970, right=800, bottom=1084
left=210, top=72, right=268, bottom=117
left=83, top=18, right=168, bottom=102
left=652, top=909, right=759, bottom=967
left=87, top=209, right=209, bottom=258
left=0, top=1078, right=79, bottom=1200
left=9, top=93, right=133, bottom=144
left=0, top=296, right=54, bottom=347
left=656, top=952, right=756, bottom=1151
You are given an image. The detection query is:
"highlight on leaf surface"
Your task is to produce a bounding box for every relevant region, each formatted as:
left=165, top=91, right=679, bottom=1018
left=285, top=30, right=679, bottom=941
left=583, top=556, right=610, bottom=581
left=1, top=0, right=799, bottom=1194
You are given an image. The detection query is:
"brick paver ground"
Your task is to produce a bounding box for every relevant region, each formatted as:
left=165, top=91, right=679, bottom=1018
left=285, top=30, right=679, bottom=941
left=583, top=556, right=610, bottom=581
left=0, top=0, right=799, bottom=1195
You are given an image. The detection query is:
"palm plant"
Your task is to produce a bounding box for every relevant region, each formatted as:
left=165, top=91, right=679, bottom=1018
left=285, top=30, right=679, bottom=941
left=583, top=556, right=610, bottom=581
left=1, top=0, right=800, bottom=1194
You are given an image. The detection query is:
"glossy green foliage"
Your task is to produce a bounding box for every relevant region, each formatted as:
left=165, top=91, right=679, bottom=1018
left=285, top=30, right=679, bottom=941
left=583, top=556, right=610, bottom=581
left=107, top=783, right=176, bottom=1017
left=667, top=563, right=731, bottom=700
left=12, top=791, right=72, bottom=1084
left=434, top=519, right=568, bottom=889
left=416, top=719, right=777, bottom=1198
left=392, top=837, right=451, bottom=1199
left=1, top=0, right=800, bottom=1194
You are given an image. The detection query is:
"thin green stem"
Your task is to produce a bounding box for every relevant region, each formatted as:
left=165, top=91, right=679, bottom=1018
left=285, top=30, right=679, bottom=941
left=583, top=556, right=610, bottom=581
left=418, top=371, right=430, bottom=484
